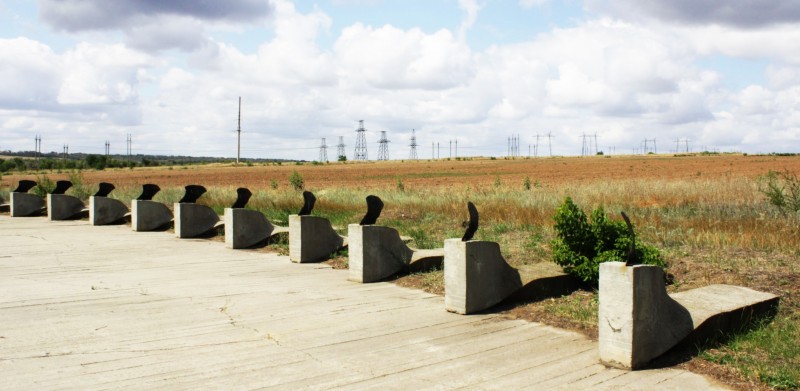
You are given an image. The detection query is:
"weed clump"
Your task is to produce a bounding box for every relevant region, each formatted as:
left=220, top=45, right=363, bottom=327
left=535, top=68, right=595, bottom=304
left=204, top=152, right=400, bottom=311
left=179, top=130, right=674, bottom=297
left=551, top=197, right=664, bottom=284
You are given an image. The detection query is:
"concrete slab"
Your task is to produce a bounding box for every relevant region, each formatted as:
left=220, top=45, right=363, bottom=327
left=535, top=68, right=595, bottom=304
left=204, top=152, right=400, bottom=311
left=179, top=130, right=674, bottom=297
left=598, top=262, right=778, bottom=369
left=89, top=196, right=129, bottom=225
left=131, top=199, right=172, bottom=231
left=0, top=216, right=728, bottom=390
left=348, top=224, right=444, bottom=283
left=288, top=214, right=345, bottom=263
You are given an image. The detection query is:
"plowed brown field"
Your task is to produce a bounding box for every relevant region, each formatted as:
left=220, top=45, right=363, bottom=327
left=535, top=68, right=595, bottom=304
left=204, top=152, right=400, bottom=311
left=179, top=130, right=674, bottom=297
left=4, top=154, right=798, bottom=190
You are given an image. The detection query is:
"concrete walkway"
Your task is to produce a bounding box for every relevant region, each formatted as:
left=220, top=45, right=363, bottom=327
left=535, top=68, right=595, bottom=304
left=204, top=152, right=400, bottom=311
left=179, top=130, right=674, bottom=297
left=0, top=216, right=727, bottom=390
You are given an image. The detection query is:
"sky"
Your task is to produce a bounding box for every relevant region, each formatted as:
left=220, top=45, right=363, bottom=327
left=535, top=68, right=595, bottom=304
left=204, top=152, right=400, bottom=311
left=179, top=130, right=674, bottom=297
left=1, top=0, right=799, bottom=160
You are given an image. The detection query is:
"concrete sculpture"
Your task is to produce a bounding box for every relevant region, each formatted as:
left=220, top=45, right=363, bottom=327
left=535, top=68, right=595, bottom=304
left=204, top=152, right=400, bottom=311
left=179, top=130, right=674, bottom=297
left=47, top=180, right=87, bottom=220
left=445, top=202, right=579, bottom=314
left=224, top=188, right=287, bottom=249
left=289, top=191, right=346, bottom=263
left=131, top=184, right=173, bottom=231
left=349, top=195, right=445, bottom=283
left=174, top=185, right=221, bottom=238
left=9, top=180, right=44, bottom=217
left=89, top=182, right=129, bottom=225
left=598, top=262, right=779, bottom=369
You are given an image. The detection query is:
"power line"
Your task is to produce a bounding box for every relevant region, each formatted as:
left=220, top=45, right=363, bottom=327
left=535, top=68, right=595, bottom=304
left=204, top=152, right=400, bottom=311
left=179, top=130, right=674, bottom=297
left=354, top=120, right=368, bottom=161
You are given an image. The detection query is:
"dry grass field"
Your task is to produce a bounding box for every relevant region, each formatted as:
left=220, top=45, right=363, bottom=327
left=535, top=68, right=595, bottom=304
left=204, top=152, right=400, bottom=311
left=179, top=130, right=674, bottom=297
left=2, top=153, right=798, bottom=390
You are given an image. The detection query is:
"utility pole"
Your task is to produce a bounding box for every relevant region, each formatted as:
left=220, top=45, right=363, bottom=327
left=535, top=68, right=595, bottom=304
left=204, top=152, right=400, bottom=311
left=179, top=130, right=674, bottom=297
left=337, top=136, right=346, bottom=161
left=409, top=129, right=418, bottom=160
left=354, top=120, right=368, bottom=161
left=449, top=140, right=452, bottom=158
left=319, top=138, right=328, bottom=162
left=105, top=140, right=110, bottom=156
left=236, top=96, right=241, bottom=165
left=437, top=142, right=440, bottom=159
left=455, top=139, right=458, bottom=158
left=377, top=131, right=389, bottom=161
left=126, top=134, right=132, bottom=163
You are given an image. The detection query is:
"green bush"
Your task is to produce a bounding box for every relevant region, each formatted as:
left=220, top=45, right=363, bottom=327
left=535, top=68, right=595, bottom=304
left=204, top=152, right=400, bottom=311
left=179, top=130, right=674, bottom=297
left=758, top=169, right=800, bottom=215
left=289, top=170, right=304, bottom=191
left=32, top=174, right=55, bottom=197
left=552, top=197, right=665, bottom=284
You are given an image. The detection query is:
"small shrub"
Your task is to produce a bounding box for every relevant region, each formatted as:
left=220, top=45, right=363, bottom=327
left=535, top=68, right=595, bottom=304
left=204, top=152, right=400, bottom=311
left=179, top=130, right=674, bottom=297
left=523, top=176, right=531, bottom=190
left=289, top=170, right=304, bottom=191
left=758, top=169, right=800, bottom=215
left=494, top=176, right=501, bottom=188
left=396, top=177, right=405, bottom=192
left=551, top=197, right=665, bottom=284
left=270, top=179, right=278, bottom=190
left=33, top=174, right=55, bottom=197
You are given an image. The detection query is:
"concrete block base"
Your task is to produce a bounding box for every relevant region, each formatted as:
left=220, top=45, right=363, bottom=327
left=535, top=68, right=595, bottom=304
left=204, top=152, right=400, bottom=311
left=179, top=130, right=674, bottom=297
left=444, top=238, right=523, bottom=314
left=131, top=200, right=173, bottom=232
left=47, top=194, right=86, bottom=221
left=174, top=203, right=220, bottom=238
left=348, top=224, right=444, bottom=283
left=599, top=262, right=779, bottom=370
left=289, top=215, right=345, bottom=263
left=10, top=193, right=45, bottom=217
left=224, top=208, right=276, bottom=249
left=90, top=196, right=129, bottom=225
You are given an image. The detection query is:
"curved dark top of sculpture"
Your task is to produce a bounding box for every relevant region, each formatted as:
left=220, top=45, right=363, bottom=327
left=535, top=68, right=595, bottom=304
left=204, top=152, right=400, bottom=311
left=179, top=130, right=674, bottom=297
left=137, top=184, right=161, bottom=201
left=359, top=195, right=384, bottom=225
left=52, top=180, right=73, bottom=195
left=12, top=180, right=37, bottom=193
left=94, top=182, right=115, bottom=197
left=621, top=211, right=638, bottom=266
left=461, top=201, right=479, bottom=242
left=178, top=185, right=207, bottom=204
left=232, top=187, right=252, bottom=209
left=298, top=191, right=316, bottom=216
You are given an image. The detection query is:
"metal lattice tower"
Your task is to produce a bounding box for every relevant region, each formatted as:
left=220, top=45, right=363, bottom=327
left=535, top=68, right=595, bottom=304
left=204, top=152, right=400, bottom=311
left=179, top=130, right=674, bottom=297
left=409, top=129, right=418, bottom=160
left=354, top=120, right=368, bottom=161
left=337, top=136, right=346, bottom=160
left=377, top=131, right=390, bottom=161
left=319, top=138, right=328, bottom=162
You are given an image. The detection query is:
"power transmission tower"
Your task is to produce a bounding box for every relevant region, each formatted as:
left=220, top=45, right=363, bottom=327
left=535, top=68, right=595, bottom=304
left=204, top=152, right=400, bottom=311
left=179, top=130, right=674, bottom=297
left=35, top=135, right=41, bottom=162
left=409, top=129, right=418, bottom=160
left=455, top=139, right=458, bottom=158
left=337, top=136, right=346, bottom=160
left=319, top=138, right=328, bottom=162
left=354, top=120, right=368, bottom=161
left=547, top=132, right=553, bottom=156
left=594, top=133, right=599, bottom=155
left=534, top=133, right=540, bottom=157
left=449, top=140, right=452, bottom=158
left=105, top=140, right=110, bottom=156
left=377, top=131, right=389, bottom=161
left=236, top=96, right=242, bottom=165
left=581, top=134, right=588, bottom=156
left=126, top=134, right=132, bottom=163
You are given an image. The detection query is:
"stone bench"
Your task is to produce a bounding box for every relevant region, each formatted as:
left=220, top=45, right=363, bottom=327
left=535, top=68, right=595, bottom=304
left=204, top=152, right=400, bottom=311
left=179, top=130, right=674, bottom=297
left=224, top=188, right=287, bottom=249
left=348, top=224, right=444, bottom=283
left=47, top=181, right=87, bottom=221
left=598, top=262, right=779, bottom=369
left=131, top=184, right=173, bottom=232
left=173, top=185, right=220, bottom=239
left=288, top=191, right=346, bottom=263
left=89, top=183, right=129, bottom=226
left=7, top=180, right=44, bottom=217
left=444, top=202, right=580, bottom=314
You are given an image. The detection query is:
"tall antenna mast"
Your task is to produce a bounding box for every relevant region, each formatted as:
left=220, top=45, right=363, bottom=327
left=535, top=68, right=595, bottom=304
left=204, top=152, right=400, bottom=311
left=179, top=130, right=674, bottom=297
left=409, top=129, right=418, bottom=160
left=319, top=138, right=328, bottom=162
left=354, top=120, right=368, bottom=161
left=337, top=136, right=346, bottom=161
left=236, top=96, right=241, bottom=165
left=377, top=131, right=390, bottom=161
